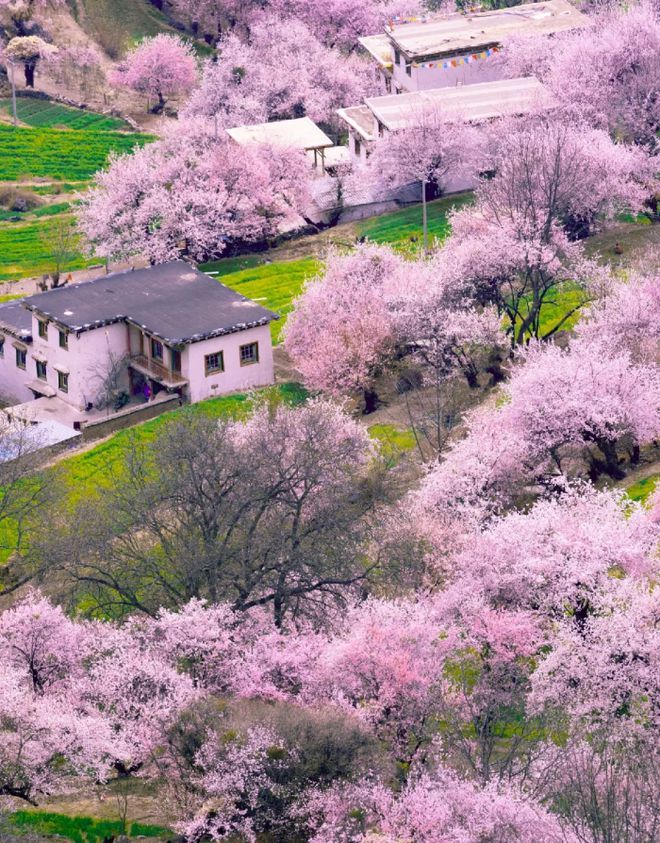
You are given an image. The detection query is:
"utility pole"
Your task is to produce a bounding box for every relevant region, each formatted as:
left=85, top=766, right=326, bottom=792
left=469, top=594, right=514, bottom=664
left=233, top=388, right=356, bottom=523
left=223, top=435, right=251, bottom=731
left=422, top=178, right=428, bottom=254
left=9, top=60, right=18, bottom=126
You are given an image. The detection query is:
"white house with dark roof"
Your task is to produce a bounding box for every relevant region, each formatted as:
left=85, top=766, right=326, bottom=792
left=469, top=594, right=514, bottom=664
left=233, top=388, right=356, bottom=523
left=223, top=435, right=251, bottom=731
left=0, top=261, right=278, bottom=412
left=360, top=0, right=588, bottom=95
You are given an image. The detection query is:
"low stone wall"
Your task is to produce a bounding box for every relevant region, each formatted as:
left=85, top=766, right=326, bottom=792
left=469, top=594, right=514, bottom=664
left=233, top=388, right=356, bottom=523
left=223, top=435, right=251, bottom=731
left=80, top=394, right=182, bottom=441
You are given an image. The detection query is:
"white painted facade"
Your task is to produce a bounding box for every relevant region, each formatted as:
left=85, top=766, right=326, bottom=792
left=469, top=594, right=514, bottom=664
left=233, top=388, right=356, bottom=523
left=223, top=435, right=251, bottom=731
left=183, top=324, right=274, bottom=403
left=0, top=338, right=36, bottom=405
left=388, top=49, right=500, bottom=94
left=29, top=317, right=128, bottom=410
left=0, top=266, right=277, bottom=415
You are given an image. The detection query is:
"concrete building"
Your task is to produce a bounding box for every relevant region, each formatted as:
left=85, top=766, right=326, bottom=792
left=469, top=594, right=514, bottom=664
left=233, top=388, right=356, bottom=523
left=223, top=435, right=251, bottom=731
left=0, top=261, right=278, bottom=414
left=338, top=76, right=555, bottom=166
left=359, top=0, right=588, bottom=94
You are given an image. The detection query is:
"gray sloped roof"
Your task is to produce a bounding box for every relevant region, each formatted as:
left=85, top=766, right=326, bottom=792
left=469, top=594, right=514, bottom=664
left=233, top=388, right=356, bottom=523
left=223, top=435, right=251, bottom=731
left=22, top=261, right=278, bottom=345
left=0, top=299, right=33, bottom=341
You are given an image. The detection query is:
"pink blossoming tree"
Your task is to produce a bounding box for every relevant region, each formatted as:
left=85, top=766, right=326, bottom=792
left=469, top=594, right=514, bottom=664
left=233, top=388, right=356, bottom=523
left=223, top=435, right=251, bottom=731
left=110, top=34, right=198, bottom=113
left=185, top=16, right=375, bottom=134
left=78, top=121, right=311, bottom=263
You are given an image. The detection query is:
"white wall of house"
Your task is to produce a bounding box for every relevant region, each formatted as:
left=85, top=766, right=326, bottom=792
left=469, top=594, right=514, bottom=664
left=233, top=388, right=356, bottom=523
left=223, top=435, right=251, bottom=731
left=390, top=50, right=501, bottom=92
left=0, top=336, right=36, bottom=405
left=29, top=317, right=129, bottom=410
left=0, top=313, right=275, bottom=411
left=184, top=324, right=275, bottom=404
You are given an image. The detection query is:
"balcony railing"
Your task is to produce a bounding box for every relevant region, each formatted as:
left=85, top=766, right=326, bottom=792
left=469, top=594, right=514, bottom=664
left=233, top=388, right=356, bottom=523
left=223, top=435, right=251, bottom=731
left=129, top=354, right=187, bottom=388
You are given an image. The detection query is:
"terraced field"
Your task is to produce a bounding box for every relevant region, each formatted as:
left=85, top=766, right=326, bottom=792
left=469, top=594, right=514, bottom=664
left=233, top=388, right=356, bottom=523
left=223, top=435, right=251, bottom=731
left=0, top=122, right=152, bottom=281
left=0, top=123, right=149, bottom=182
left=0, top=98, right=129, bottom=131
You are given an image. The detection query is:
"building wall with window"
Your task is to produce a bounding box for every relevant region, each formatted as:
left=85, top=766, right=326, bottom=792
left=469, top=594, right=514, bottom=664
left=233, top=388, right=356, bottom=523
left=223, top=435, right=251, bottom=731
left=0, top=311, right=275, bottom=411
left=0, top=336, right=36, bottom=404
left=183, top=324, right=275, bottom=404
left=29, top=316, right=128, bottom=410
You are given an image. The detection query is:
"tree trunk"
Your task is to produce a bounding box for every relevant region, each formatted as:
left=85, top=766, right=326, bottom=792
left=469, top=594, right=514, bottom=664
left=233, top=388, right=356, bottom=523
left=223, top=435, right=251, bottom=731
left=422, top=179, right=428, bottom=254
left=24, top=59, right=37, bottom=88
left=594, top=437, right=625, bottom=480
left=150, top=90, right=166, bottom=114
left=462, top=362, right=479, bottom=389
left=363, top=387, right=379, bottom=415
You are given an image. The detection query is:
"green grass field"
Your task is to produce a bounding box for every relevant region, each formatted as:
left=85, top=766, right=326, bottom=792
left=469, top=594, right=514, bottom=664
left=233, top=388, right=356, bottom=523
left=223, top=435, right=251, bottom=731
left=356, top=192, right=473, bottom=248
left=0, top=214, right=96, bottom=281
left=203, top=258, right=321, bottom=342
left=76, top=0, right=213, bottom=58
left=0, top=98, right=128, bottom=131
left=625, top=473, right=659, bottom=504
left=505, top=281, right=589, bottom=341
left=0, top=123, right=150, bottom=182
left=11, top=811, right=167, bottom=843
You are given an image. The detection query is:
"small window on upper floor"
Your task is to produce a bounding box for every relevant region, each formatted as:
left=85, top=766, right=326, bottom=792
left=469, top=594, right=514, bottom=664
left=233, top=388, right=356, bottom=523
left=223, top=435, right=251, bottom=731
left=59, top=330, right=68, bottom=350
left=15, top=348, right=26, bottom=370
left=405, top=63, right=412, bottom=76
left=58, top=371, right=69, bottom=393
left=151, top=338, right=164, bottom=361
left=0, top=337, right=4, bottom=358
left=38, top=320, right=48, bottom=339
left=36, top=360, right=47, bottom=381
left=239, top=342, right=259, bottom=367
left=394, top=48, right=401, bottom=66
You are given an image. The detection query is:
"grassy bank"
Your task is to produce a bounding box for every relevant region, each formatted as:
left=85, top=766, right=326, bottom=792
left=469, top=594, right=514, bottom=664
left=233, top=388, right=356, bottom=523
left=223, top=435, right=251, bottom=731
left=203, top=258, right=321, bottom=342
left=0, top=124, right=150, bottom=182
left=0, top=99, right=129, bottom=131
left=10, top=810, right=168, bottom=842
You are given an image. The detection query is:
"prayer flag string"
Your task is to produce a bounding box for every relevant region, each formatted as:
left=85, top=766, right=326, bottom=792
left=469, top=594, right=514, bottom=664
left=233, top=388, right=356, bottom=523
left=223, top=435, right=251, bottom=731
left=411, top=46, right=499, bottom=69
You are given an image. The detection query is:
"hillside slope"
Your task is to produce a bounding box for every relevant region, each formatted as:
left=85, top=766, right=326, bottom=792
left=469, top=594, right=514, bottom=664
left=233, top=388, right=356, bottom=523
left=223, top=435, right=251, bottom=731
left=69, top=0, right=181, bottom=58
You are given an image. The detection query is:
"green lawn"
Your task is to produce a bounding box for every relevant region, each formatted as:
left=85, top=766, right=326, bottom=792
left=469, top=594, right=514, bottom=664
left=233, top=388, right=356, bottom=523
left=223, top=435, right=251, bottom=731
left=368, top=423, right=417, bottom=464
left=0, top=214, right=96, bottom=281
left=0, top=98, right=129, bottom=131
left=0, top=123, right=150, bottom=181
left=202, top=258, right=321, bottom=343
left=504, top=281, right=588, bottom=340
left=11, top=811, right=167, bottom=843
left=0, top=383, right=308, bottom=566
left=356, top=192, right=474, bottom=248
left=625, top=473, right=659, bottom=504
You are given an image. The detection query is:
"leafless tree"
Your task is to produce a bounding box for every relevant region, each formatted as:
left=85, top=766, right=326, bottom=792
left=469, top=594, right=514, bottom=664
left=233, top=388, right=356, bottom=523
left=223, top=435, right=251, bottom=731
left=34, top=404, right=399, bottom=624
left=39, top=218, right=80, bottom=287
left=88, top=350, right=129, bottom=411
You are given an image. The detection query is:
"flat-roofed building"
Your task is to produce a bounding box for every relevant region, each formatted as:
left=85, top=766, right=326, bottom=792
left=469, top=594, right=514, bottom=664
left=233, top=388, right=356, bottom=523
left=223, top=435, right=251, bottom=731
left=226, top=117, right=334, bottom=170
left=359, top=0, right=588, bottom=94
left=338, top=76, right=555, bottom=165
